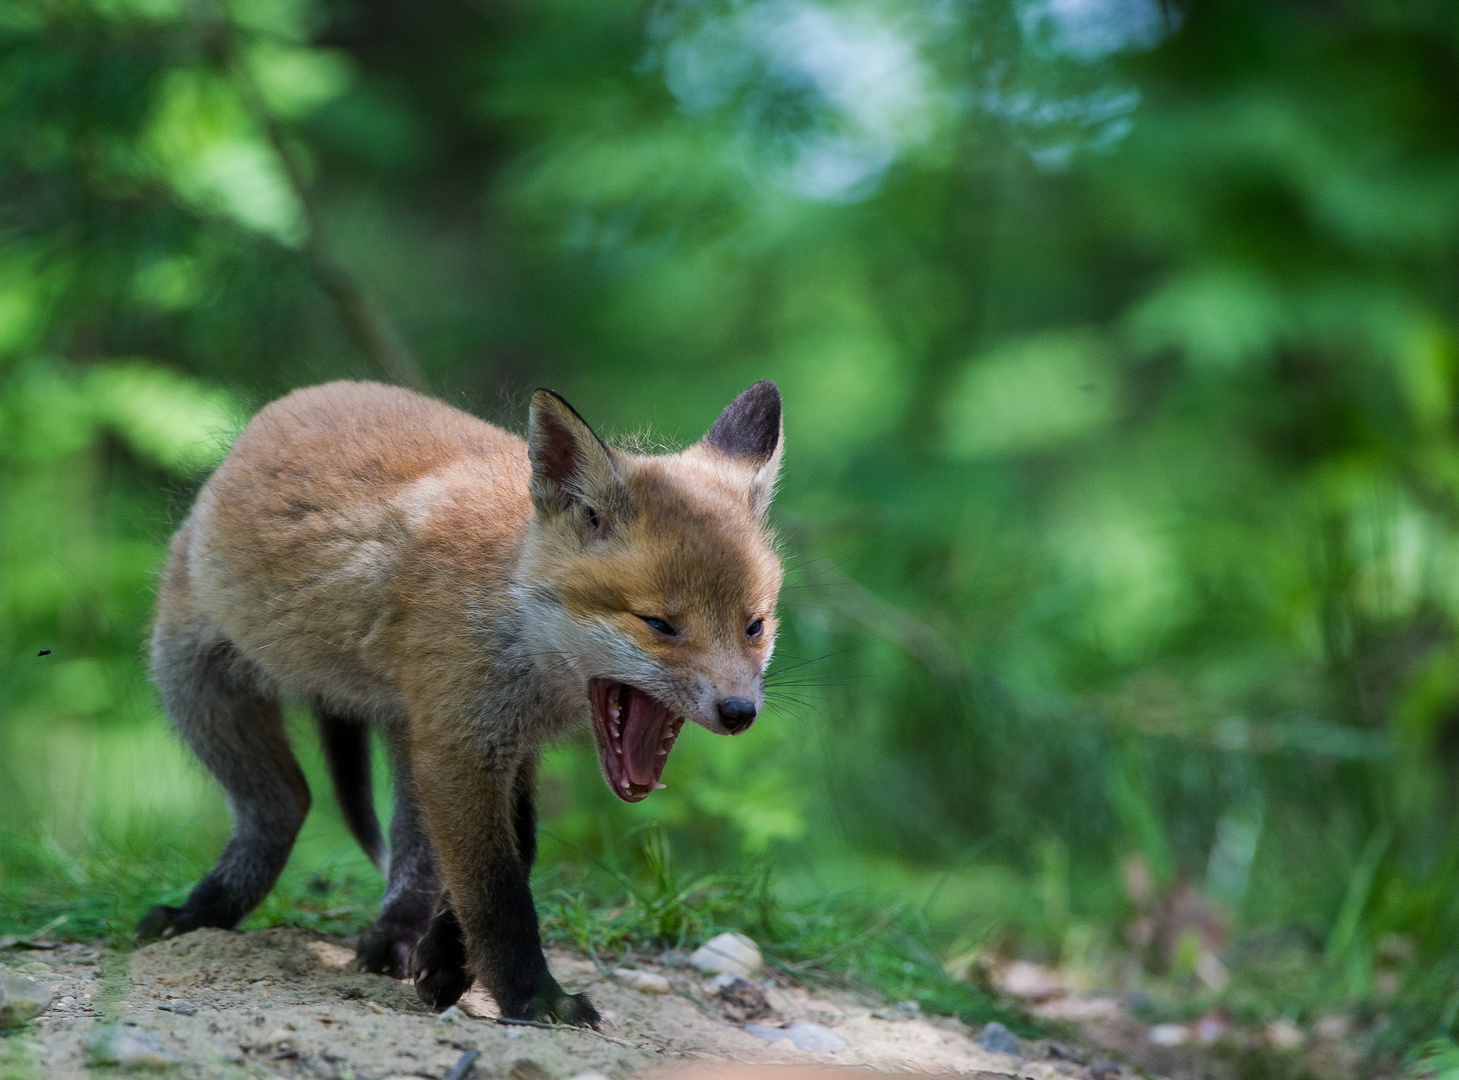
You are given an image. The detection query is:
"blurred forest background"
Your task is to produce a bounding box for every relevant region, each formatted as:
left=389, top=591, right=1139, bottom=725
left=5, top=0, right=1459, bottom=1071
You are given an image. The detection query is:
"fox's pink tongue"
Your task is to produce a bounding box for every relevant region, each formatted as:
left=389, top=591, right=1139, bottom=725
left=622, top=687, right=670, bottom=786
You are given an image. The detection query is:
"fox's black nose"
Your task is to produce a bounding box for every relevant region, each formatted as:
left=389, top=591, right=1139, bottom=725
left=717, top=699, right=757, bottom=733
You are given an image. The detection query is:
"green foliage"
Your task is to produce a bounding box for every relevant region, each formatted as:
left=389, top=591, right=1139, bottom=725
left=0, top=1030, right=39, bottom=1080
left=534, top=828, right=1033, bottom=1034
left=1408, top=1039, right=1459, bottom=1080
left=0, top=713, right=382, bottom=944
left=5, top=0, right=1459, bottom=1066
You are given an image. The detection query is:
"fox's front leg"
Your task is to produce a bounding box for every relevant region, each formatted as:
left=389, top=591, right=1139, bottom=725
left=409, top=748, right=598, bottom=1026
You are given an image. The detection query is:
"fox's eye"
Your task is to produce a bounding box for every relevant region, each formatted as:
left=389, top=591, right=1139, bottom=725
left=639, top=616, right=678, bottom=637
left=582, top=505, right=612, bottom=540
left=746, top=617, right=764, bottom=638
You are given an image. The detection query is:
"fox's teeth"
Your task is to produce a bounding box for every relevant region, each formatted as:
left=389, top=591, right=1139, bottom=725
left=658, top=748, right=668, bottom=758
left=653, top=782, right=667, bottom=790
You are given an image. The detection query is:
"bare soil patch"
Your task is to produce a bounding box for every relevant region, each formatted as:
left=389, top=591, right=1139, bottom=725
left=6, top=929, right=1107, bottom=1080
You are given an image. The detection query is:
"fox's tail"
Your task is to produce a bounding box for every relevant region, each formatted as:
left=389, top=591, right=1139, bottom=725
left=315, top=710, right=387, bottom=874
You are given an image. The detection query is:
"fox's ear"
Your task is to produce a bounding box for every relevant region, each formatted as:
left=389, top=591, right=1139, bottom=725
left=702, top=380, right=782, bottom=517
left=528, top=389, right=631, bottom=535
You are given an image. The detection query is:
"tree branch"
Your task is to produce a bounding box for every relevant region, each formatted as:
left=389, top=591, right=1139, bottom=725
left=224, top=36, right=428, bottom=393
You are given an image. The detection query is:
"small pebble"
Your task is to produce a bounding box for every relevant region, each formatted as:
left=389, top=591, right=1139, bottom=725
left=82, top=1025, right=186, bottom=1068
left=979, top=1021, right=1021, bottom=1056
left=613, top=968, right=670, bottom=994
left=1266, top=1018, right=1305, bottom=1050
left=688, top=932, right=762, bottom=978
left=0, top=972, right=52, bottom=1030
left=443, top=1048, right=481, bottom=1080
left=744, top=1021, right=846, bottom=1053
left=509, top=1059, right=554, bottom=1080
left=1148, top=1023, right=1188, bottom=1047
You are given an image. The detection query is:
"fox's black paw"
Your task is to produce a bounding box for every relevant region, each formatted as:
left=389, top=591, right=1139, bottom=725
left=499, top=978, right=600, bottom=1028
left=412, top=954, right=474, bottom=1011
left=356, top=921, right=422, bottom=979
left=410, top=910, right=472, bottom=1011
left=135, top=905, right=201, bottom=943
left=535, top=990, right=600, bottom=1029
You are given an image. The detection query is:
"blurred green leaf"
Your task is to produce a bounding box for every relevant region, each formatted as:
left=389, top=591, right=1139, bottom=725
left=945, top=332, right=1117, bottom=457
left=147, top=68, right=304, bottom=243
left=85, top=361, right=245, bottom=471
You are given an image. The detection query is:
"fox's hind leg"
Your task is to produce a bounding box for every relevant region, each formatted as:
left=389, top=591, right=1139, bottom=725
left=356, top=732, right=440, bottom=977
left=136, top=619, right=311, bottom=941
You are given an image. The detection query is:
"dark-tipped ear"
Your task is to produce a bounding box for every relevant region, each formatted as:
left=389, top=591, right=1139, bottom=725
left=702, top=380, right=783, bottom=516
left=527, top=389, right=630, bottom=533
left=705, top=380, right=781, bottom=463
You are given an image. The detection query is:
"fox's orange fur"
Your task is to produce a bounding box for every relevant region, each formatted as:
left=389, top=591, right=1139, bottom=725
left=138, top=380, right=785, bottom=1025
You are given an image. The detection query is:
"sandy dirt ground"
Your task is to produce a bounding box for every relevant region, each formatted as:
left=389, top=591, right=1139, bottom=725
left=2, top=929, right=1119, bottom=1080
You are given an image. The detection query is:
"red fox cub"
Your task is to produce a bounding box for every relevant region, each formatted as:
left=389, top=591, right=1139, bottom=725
left=136, top=380, right=785, bottom=1026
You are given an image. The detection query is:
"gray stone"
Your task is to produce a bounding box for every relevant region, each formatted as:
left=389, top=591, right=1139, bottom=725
left=612, top=968, right=670, bottom=994
left=979, top=1020, right=1021, bottom=1056
left=0, top=972, right=52, bottom=1030
left=745, top=1021, right=846, bottom=1053
left=82, top=1025, right=186, bottom=1069
left=688, top=932, right=762, bottom=978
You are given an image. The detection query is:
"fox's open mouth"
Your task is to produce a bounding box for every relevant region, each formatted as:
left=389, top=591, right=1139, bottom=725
left=590, top=679, right=684, bottom=803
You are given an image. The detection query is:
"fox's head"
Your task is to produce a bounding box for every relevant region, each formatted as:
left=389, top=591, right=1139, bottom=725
left=517, top=382, right=785, bottom=803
